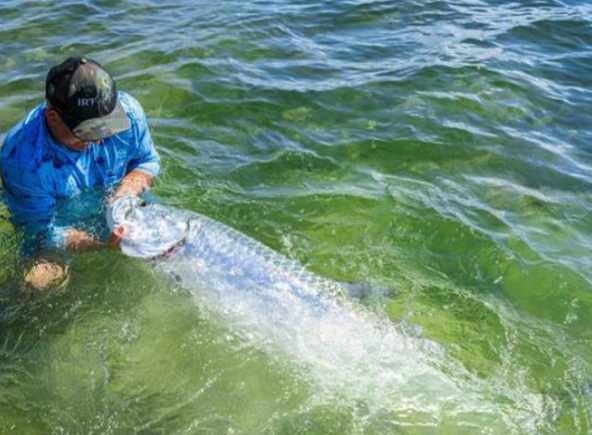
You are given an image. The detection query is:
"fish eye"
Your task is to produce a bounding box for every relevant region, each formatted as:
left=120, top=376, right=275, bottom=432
left=139, top=200, right=148, bottom=207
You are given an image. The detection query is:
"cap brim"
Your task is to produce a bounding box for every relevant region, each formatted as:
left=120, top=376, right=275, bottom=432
left=72, top=100, right=131, bottom=141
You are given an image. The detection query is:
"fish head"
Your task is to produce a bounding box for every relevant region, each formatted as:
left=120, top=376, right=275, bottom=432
left=107, top=195, right=190, bottom=258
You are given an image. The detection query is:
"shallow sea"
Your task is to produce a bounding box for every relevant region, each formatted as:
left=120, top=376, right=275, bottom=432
left=1, top=0, right=592, bottom=434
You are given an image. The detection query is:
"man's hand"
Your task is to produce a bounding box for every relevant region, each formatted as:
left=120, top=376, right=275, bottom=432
left=23, top=227, right=125, bottom=292
left=65, top=227, right=125, bottom=252
left=106, top=226, right=125, bottom=250
left=24, top=261, right=68, bottom=292
left=113, top=170, right=152, bottom=200
left=65, top=229, right=102, bottom=251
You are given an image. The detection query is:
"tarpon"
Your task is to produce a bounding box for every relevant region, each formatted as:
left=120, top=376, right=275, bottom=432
left=106, top=196, right=520, bottom=429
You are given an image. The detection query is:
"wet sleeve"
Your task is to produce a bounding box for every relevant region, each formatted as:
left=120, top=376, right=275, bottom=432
left=127, top=102, right=160, bottom=178
left=1, top=167, right=67, bottom=251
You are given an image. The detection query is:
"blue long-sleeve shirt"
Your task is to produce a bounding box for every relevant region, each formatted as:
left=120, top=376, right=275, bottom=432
left=0, top=92, right=160, bottom=252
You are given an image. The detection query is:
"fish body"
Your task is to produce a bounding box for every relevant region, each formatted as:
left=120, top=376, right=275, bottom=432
left=108, top=196, right=346, bottom=316
left=107, top=197, right=434, bottom=389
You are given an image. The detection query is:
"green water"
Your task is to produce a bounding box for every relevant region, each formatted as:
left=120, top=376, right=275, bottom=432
left=1, top=0, right=592, bottom=433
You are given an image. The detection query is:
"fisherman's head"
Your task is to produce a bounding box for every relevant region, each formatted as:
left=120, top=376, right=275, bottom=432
left=44, top=57, right=130, bottom=150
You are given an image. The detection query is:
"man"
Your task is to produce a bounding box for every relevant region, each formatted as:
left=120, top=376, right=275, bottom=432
left=0, top=57, right=160, bottom=290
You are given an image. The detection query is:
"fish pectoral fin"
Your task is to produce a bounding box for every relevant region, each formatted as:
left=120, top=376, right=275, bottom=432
left=338, top=281, right=376, bottom=301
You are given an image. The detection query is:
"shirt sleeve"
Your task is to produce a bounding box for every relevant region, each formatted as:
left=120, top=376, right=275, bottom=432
left=2, top=168, right=55, bottom=229
left=1, top=163, right=68, bottom=251
left=126, top=99, right=160, bottom=178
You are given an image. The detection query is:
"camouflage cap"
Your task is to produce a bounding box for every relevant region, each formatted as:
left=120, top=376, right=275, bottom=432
left=46, top=57, right=131, bottom=141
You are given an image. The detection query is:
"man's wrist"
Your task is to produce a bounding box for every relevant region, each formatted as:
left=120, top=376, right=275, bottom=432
left=65, top=229, right=102, bottom=251
left=113, top=170, right=153, bottom=199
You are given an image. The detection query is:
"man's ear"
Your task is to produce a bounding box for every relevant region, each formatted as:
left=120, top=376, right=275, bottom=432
left=44, top=107, right=58, bottom=122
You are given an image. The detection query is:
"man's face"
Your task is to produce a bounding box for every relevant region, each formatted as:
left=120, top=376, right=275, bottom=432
left=45, top=107, right=101, bottom=151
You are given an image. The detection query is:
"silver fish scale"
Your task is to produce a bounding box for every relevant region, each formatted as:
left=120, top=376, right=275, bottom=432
left=176, top=213, right=348, bottom=305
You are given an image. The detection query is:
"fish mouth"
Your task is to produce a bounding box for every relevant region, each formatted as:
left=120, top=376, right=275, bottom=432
left=107, top=195, right=145, bottom=230
left=107, top=195, right=195, bottom=259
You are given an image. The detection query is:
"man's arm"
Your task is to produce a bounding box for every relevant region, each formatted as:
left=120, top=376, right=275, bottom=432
left=2, top=165, right=127, bottom=291
left=122, top=94, right=161, bottom=181
left=72, top=170, right=153, bottom=250
left=21, top=228, right=123, bottom=292
left=64, top=226, right=125, bottom=251
left=1, top=163, right=60, bottom=249
left=113, top=170, right=153, bottom=198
